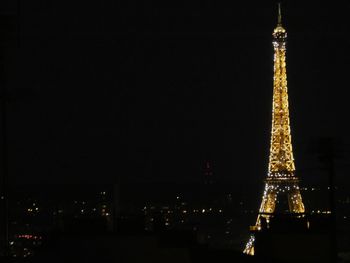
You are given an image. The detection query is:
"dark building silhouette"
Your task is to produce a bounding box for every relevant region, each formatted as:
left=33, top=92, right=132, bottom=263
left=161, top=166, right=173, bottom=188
left=254, top=214, right=333, bottom=263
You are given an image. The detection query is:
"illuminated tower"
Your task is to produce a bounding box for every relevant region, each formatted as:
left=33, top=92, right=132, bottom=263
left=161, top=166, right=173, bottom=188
left=244, top=4, right=305, bottom=255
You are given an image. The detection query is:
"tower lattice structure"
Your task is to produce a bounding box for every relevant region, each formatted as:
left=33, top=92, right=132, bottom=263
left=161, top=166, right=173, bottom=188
left=243, top=4, right=305, bottom=256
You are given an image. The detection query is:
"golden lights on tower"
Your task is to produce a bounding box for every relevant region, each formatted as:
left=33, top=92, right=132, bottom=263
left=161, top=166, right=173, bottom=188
left=243, top=4, right=305, bottom=256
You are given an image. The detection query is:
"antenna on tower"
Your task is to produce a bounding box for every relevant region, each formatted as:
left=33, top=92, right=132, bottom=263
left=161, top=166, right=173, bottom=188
left=278, top=3, right=282, bottom=26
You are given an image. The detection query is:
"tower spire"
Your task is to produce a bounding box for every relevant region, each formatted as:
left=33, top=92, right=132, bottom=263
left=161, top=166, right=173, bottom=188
left=278, top=3, right=282, bottom=26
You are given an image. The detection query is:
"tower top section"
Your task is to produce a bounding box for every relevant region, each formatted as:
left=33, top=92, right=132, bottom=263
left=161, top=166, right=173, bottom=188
left=273, top=3, right=287, bottom=48
left=268, top=2, right=295, bottom=176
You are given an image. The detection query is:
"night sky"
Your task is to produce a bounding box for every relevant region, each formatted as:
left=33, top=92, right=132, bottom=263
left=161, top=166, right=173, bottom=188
left=1, top=1, right=350, bottom=185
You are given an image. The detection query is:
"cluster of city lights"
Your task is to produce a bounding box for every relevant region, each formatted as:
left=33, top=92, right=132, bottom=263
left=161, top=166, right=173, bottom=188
left=16, top=234, right=42, bottom=240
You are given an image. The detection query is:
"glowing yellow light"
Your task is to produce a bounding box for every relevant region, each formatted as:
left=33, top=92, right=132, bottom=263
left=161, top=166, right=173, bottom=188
left=244, top=4, right=306, bottom=256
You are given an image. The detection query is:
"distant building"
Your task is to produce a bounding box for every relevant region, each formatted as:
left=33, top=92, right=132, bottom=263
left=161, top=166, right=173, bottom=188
left=203, top=161, right=213, bottom=185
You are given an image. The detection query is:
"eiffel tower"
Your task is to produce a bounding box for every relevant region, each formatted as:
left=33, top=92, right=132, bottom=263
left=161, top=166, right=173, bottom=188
left=243, top=4, right=305, bottom=255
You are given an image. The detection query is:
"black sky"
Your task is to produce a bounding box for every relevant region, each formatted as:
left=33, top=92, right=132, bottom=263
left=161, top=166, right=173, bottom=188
left=1, top=1, right=350, bottom=184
